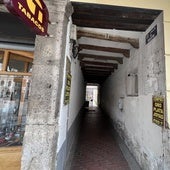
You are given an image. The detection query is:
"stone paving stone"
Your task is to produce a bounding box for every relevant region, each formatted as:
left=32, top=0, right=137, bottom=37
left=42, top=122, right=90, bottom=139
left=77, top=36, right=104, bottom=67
left=70, top=107, right=130, bottom=170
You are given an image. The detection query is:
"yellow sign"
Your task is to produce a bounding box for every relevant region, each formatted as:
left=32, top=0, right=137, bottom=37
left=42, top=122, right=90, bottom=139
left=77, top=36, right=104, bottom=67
left=64, top=58, right=72, bottom=105
left=153, top=96, right=164, bottom=127
left=64, top=73, right=72, bottom=105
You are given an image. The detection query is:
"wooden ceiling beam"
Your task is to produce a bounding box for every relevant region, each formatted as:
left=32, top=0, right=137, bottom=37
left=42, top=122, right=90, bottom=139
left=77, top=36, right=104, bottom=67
left=84, top=66, right=114, bottom=70
left=83, top=67, right=114, bottom=72
left=84, top=69, right=111, bottom=73
left=73, top=15, right=151, bottom=31
left=72, top=2, right=161, bottom=32
left=78, top=53, right=123, bottom=64
left=85, top=76, right=107, bottom=80
left=73, top=10, right=158, bottom=21
left=80, top=61, right=118, bottom=68
left=75, top=19, right=147, bottom=31
left=79, top=44, right=130, bottom=58
left=72, top=2, right=161, bottom=16
left=85, top=78, right=106, bottom=84
left=77, top=30, right=139, bottom=48
left=81, top=63, right=118, bottom=69
left=76, top=20, right=149, bottom=32
left=83, top=70, right=111, bottom=76
left=84, top=75, right=110, bottom=79
left=84, top=69, right=111, bottom=74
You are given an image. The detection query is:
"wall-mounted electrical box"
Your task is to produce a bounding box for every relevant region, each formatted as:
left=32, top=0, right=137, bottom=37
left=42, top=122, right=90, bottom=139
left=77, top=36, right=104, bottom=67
left=126, top=73, right=138, bottom=96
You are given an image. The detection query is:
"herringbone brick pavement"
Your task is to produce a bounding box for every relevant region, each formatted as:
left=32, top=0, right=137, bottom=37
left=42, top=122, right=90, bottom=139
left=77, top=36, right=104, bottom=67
left=71, top=107, right=130, bottom=170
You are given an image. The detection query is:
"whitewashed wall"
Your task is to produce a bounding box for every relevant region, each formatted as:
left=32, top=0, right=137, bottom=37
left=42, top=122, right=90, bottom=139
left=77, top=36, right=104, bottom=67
left=57, top=19, right=71, bottom=152
left=57, top=21, right=85, bottom=151
left=100, top=13, right=166, bottom=170
left=56, top=19, right=85, bottom=170
left=68, top=60, right=85, bottom=129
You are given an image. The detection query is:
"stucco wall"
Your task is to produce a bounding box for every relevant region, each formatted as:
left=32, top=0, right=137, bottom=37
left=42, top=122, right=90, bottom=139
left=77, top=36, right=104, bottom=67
left=57, top=20, right=85, bottom=169
left=57, top=57, right=85, bottom=170
left=100, top=14, right=166, bottom=170
left=57, top=19, right=85, bottom=151
left=68, top=59, right=85, bottom=129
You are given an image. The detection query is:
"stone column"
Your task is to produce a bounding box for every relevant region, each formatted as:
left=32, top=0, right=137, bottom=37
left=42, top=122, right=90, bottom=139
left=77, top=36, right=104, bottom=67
left=21, top=1, right=73, bottom=170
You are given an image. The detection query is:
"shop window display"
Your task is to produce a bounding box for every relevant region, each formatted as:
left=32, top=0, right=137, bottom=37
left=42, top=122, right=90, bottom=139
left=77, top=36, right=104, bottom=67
left=0, top=49, right=33, bottom=147
left=0, top=75, right=31, bottom=146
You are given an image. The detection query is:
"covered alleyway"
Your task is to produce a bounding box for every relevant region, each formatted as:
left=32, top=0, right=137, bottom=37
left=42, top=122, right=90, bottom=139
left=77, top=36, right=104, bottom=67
left=0, top=0, right=170, bottom=170
left=71, top=107, right=130, bottom=170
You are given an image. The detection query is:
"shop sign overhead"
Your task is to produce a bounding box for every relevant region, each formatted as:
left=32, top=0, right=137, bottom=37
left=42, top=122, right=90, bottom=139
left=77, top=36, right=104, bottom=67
left=3, top=0, right=49, bottom=36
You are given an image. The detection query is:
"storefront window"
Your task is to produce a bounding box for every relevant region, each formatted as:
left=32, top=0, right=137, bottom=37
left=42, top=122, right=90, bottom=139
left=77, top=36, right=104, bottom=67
left=0, top=50, right=33, bottom=73
left=0, top=75, right=31, bottom=147
left=0, top=51, right=4, bottom=71
left=7, top=53, right=25, bottom=72
left=0, top=49, right=33, bottom=147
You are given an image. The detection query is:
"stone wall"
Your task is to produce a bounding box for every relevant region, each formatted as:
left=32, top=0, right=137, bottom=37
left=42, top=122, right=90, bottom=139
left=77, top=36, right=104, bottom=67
left=21, top=1, right=73, bottom=170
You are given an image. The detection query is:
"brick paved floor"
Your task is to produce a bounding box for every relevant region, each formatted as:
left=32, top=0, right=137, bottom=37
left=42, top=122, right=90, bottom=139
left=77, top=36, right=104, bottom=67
left=70, top=107, right=130, bottom=170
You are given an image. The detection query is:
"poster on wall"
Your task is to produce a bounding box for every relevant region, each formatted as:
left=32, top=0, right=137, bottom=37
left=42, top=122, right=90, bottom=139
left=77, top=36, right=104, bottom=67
left=64, top=58, right=72, bottom=105
left=152, top=95, right=164, bottom=127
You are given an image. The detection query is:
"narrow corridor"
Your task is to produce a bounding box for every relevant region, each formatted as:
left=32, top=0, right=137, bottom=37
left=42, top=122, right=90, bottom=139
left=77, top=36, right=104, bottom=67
left=71, top=107, right=130, bottom=170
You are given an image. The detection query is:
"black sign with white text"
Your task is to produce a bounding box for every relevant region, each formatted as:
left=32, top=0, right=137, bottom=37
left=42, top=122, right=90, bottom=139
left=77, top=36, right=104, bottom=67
left=146, top=25, right=157, bottom=44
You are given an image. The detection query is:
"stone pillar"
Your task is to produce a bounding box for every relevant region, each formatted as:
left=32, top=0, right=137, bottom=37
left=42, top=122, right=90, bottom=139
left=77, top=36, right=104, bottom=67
left=21, top=1, right=73, bottom=170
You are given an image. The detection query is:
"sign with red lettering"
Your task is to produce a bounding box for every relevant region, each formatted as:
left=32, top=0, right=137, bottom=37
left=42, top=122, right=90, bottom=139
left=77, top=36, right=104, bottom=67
left=4, top=0, right=49, bottom=36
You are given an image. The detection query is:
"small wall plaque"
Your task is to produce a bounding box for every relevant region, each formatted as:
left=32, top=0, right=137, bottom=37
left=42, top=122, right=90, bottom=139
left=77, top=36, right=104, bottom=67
left=152, top=95, right=164, bottom=127
left=146, top=25, right=157, bottom=44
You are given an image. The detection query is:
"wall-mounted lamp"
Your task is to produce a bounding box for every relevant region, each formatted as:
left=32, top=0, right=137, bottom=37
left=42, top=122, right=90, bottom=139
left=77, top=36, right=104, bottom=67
left=70, top=39, right=79, bottom=59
